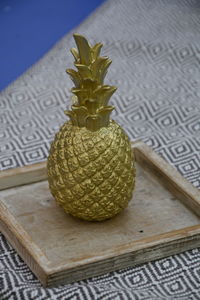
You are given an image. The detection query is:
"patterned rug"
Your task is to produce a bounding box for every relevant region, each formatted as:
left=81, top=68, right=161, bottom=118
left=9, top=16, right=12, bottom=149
left=1, top=0, right=200, bottom=298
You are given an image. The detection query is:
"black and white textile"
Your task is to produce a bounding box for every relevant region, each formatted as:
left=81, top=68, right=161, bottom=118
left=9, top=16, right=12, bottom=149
left=1, top=0, right=200, bottom=299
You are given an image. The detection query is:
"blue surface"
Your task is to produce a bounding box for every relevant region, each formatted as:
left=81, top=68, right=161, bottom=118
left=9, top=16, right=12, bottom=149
left=0, top=0, right=105, bottom=91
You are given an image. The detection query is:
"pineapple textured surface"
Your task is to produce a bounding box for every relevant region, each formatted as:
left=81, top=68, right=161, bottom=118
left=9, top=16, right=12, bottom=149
left=47, top=34, right=135, bottom=221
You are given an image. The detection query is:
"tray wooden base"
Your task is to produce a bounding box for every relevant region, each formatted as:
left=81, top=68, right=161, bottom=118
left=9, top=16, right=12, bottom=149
left=0, top=141, right=200, bottom=287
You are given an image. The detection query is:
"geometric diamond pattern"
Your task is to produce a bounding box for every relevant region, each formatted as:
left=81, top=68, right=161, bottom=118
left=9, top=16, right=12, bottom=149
left=1, top=0, right=200, bottom=298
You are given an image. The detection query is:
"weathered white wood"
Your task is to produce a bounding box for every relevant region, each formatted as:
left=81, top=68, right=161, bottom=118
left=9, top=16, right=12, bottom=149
left=0, top=141, right=200, bottom=287
left=0, top=162, right=47, bottom=190
left=133, top=141, right=200, bottom=217
left=0, top=201, right=49, bottom=286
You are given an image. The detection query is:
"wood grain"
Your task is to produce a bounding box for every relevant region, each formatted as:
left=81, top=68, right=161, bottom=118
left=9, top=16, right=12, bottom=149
left=47, top=225, right=200, bottom=286
left=133, top=141, right=200, bottom=217
left=0, top=141, right=200, bottom=287
left=0, top=161, right=47, bottom=190
left=0, top=201, right=49, bottom=286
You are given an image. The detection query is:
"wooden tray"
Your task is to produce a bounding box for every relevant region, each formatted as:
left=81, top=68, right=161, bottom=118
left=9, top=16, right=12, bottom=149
left=0, top=141, right=200, bottom=287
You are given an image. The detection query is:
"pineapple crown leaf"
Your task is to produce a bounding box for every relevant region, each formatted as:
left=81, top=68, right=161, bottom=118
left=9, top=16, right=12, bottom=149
left=66, top=33, right=117, bottom=131
left=73, top=33, right=91, bottom=65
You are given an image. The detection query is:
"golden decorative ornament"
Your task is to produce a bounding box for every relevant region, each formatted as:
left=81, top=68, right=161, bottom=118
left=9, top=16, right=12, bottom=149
left=47, top=34, right=136, bottom=221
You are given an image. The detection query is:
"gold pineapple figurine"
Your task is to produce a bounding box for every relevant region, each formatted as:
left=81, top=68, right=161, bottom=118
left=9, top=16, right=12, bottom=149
left=47, top=34, right=136, bottom=221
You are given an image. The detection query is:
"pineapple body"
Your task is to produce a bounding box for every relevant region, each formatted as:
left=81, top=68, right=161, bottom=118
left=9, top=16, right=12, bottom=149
left=47, top=120, right=135, bottom=221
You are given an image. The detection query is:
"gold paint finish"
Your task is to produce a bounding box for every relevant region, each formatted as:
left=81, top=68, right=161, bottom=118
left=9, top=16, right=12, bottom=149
left=47, top=34, right=135, bottom=221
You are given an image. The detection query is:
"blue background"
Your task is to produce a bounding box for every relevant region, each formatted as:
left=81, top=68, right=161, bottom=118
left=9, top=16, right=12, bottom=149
left=0, top=0, right=105, bottom=91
